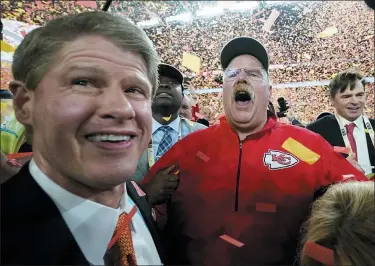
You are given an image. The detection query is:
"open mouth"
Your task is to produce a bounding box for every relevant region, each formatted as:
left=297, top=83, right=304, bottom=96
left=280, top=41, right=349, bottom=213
left=234, top=89, right=252, bottom=107
left=85, top=133, right=135, bottom=143
left=235, top=91, right=251, bottom=102
left=233, top=82, right=253, bottom=106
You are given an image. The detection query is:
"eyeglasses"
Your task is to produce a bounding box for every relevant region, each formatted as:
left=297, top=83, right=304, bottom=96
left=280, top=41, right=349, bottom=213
left=223, top=68, right=268, bottom=82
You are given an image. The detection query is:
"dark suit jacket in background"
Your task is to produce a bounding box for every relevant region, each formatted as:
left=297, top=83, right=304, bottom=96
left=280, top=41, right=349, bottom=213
left=1, top=163, right=165, bottom=265
left=307, top=115, right=375, bottom=174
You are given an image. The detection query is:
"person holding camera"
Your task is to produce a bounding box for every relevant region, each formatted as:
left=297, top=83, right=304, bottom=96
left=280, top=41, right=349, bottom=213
left=273, top=97, right=305, bottom=127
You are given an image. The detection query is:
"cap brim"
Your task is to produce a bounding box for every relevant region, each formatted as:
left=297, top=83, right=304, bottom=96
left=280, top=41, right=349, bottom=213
left=0, top=90, right=13, bottom=99
left=220, top=37, right=269, bottom=71
left=158, top=63, right=184, bottom=87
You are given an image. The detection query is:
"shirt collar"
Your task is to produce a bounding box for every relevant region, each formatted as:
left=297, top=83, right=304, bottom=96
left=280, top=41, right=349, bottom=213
left=152, top=115, right=181, bottom=135
left=337, top=114, right=363, bottom=129
left=29, top=159, right=126, bottom=265
left=219, top=114, right=277, bottom=138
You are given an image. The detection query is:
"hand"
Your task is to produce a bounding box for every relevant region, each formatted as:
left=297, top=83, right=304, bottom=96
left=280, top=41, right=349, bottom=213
left=347, top=153, right=365, bottom=174
left=0, top=151, right=21, bottom=184
left=143, top=165, right=179, bottom=205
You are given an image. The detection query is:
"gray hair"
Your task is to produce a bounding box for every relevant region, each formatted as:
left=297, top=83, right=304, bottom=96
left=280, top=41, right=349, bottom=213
left=12, top=11, right=159, bottom=95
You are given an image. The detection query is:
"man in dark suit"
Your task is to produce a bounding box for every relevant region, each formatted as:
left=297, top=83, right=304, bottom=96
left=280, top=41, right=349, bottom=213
left=307, top=69, right=375, bottom=179
left=1, top=12, right=164, bottom=265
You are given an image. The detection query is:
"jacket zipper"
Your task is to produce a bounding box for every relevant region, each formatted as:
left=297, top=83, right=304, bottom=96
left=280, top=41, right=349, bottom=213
left=234, top=140, right=243, bottom=212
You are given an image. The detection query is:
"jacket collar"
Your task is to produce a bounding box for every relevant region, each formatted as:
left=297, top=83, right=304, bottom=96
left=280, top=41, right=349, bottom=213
left=219, top=111, right=277, bottom=139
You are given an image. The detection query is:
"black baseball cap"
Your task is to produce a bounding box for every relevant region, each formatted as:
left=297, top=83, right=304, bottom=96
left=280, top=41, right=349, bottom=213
left=0, top=89, right=13, bottom=99
left=220, top=37, right=269, bottom=71
left=158, top=63, right=184, bottom=88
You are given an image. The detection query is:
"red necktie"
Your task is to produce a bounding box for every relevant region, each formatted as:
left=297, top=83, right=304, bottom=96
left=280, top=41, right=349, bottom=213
left=345, top=123, right=357, bottom=161
left=105, top=207, right=138, bottom=266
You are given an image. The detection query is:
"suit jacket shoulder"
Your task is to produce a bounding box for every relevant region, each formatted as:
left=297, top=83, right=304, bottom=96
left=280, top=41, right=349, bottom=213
left=306, top=115, right=337, bottom=132
left=306, top=115, right=344, bottom=147
left=1, top=164, right=88, bottom=265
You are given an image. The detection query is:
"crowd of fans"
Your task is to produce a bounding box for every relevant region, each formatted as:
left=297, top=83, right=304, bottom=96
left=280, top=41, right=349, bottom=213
left=1, top=0, right=374, bottom=123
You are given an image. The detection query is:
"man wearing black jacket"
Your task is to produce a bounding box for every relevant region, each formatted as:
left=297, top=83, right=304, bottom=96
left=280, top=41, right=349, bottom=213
left=307, top=70, right=374, bottom=179
left=1, top=12, right=164, bottom=265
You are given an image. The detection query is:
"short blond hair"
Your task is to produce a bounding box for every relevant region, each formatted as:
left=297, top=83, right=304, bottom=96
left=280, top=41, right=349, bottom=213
left=300, top=181, right=375, bottom=266
left=12, top=11, right=159, bottom=95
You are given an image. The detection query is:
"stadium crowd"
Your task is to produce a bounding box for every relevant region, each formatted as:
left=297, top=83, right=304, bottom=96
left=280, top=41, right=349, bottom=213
left=1, top=3, right=375, bottom=266
left=1, top=0, right=374, bottom=124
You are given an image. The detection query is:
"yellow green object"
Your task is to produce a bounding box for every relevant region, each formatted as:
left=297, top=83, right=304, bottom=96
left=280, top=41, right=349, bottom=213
left=1, top=101, right=26, bottom=154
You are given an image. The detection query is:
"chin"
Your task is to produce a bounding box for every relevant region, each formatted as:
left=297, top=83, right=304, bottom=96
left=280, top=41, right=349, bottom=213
left=85, top=161, right=137, bottom=184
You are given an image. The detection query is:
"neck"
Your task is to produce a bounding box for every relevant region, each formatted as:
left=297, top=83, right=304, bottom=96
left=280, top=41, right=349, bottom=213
left=33, top=154, right=124, bottom=209
left=236, top=119, right=268, bottom=141
left=337, top=113, right=361, bottom=122
left=153, top=111, right=179, bottom=125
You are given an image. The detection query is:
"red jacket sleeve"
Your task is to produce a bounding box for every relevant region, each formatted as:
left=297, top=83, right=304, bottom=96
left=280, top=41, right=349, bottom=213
left=316, top=134, right=368, bottom=186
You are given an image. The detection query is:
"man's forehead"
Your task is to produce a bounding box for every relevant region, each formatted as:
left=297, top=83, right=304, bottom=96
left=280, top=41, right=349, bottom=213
left=340, top=81, right=365, bottom=94
left=227, top=54, right=263, bottom=69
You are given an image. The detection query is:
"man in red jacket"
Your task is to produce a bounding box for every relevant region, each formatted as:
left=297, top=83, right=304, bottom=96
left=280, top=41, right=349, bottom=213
left=143, top=37, right=368, bottom=265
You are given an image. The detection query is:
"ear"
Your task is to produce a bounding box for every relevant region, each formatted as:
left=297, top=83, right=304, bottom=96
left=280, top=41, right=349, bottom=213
left=329, top=95, right=335, bottom=106
left=9, top=81, right=33, bottom=128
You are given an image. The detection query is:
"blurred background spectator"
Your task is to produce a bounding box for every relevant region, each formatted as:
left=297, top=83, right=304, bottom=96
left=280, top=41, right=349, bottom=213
left=1, top=0, right=374, bottom=125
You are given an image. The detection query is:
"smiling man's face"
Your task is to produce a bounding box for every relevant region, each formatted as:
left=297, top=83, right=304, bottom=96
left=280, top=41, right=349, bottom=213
left=331, top=80, right=366, bottom=121
left=13, top=35, right=153, bottom=189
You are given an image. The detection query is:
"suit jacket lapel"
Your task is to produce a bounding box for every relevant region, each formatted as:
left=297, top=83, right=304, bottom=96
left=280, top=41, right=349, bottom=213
left=126, top=182, right=165, bottom=263
left=329, top=116, right=346, bottom=147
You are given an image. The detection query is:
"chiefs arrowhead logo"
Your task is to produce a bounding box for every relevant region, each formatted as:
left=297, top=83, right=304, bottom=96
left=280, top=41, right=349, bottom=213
left=263, top=150, right=299, bottom=170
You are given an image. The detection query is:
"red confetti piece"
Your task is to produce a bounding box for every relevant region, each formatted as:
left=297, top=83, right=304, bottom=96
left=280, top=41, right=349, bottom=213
left=7, top=152, right=33, bottom=160
left=220, top=235, right=244, bottom=247
left=107, top=206, right=137, bottom=249
left=130, top=181, right=146, bottom=197
left=304, top=241, right=335, bottom=266
left=256, top=203, right=277, bottom=213
left=333, top=146, right=350, bottom=155
left=342, top=174, right=355, bottom=180
left=196, top=151, right=210, bottom=162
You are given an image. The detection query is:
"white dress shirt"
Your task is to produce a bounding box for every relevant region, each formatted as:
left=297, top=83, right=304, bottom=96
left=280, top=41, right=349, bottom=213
left=29, top=159, right=162, bottom=265
left=339, top=115, right=372, bottom=175
left=152, top=116, right=181, bottom=160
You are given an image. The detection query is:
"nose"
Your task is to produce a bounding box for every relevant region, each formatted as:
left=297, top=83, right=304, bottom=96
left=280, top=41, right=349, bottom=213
left=350, top=96, right=360, bottom=105
left=97, top=89, right=135, bottom=121
left=235, top=75, right=249, bottom=85
left=158, top=84, right=172, bottom=90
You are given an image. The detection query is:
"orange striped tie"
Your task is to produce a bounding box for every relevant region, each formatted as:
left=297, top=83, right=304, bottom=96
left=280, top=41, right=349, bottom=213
left=105, top=207, right=137, bottom=266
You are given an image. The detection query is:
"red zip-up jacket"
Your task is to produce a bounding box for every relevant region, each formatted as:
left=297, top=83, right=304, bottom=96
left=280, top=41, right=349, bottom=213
left=144, top=115, right=368, bottom=265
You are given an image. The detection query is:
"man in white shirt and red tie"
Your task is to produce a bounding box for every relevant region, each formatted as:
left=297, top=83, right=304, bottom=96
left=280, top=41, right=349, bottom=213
left=1, top=12, right=164, bottom=265
left=307, top=69, right=375, bottom=179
